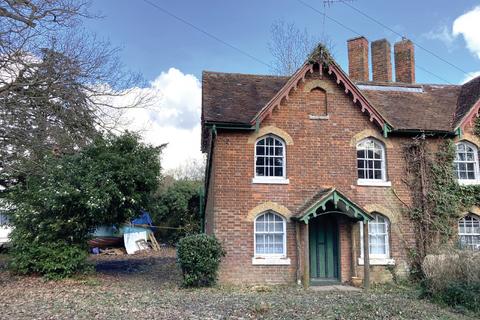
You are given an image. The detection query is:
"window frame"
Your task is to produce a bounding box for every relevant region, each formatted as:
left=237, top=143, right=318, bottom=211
left=454, top=141, right=480, bottom=185
left=252, top=134, right=289, bottom=184
left=458, top=214, right=480, bottom=251
left=356, top=138, right=390, bottom=186
left=253, top=211, right=287, bottom=258
left=359, top=213, right=394, bottom=265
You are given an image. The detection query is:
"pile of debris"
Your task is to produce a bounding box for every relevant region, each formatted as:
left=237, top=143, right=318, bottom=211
left=89, top=211, right=161, bottom=255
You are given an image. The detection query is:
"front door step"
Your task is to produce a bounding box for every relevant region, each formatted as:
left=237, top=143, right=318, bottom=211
left=310, top=285, right=361, bottom=292
left=310, top=278, right=340, bottom=286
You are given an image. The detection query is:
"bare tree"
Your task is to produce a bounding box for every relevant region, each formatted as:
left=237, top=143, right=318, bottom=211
left=268, top=19, right=334, bottom=76
left=0, top=1, right=150, bottom=189
left=165, top=157, right=206, bottom=182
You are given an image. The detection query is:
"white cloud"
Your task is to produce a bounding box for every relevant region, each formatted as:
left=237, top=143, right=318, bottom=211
left=453, top=6, right=480, bottom=59
left=461, top=70, right=480, bottom=84
left=113, top=68, right=203, bottom=171
left=423, top=25, right=456, bottom=48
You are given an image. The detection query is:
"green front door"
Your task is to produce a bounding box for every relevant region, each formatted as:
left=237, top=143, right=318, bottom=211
left=309, top=215, right=339, bottom=284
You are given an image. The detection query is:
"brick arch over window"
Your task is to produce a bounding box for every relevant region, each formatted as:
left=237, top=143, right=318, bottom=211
left=245, top=201, right=292, bottom=222
left=350, top=129, right=392, bottom=148
left=303, top=80, right=334, bottom=93
left=247, top=125, right=293, bottom=145
left=363, top=204, right=399, bottom=224
left=454, top=134, right=480, bottom=148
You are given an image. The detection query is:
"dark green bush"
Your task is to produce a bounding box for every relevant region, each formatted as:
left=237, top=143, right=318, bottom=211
left=9, top=241, right=91, bottom=280
left=151, top=179, right=202, bottom=245
left=177, top=234, right=225, bottom=287
left=7, top=133, right=162, bottom=279
left=432, top=282, right=480, bottom=314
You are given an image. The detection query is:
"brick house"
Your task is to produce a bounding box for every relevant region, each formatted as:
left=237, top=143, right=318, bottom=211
left=200, top=36, right=480, bottom=286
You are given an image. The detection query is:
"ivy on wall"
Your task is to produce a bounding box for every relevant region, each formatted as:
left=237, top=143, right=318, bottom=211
left=403, top=125, right=480, bottom=278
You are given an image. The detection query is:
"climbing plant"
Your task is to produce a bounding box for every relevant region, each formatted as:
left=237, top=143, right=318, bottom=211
left=403, top=119, right=480, bottom=279
left=404, top=138, right=465, bottom=277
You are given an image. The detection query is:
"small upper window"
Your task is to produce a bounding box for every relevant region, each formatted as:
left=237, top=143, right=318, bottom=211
left=458, top=215, right=480, bottom=251
left=356, top=138, right=386, bottom=181
left=454, top=142, right=479, bottom=183
left=255, top=135, right=285, bottom=179
left=254, top=212, right=286, bottom=256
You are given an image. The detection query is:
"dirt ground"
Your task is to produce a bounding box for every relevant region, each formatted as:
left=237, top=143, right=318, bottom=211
left=0, top=250, right=476, bottom=320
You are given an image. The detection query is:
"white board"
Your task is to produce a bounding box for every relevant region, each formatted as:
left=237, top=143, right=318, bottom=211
left=123, top=231, right=148, bottom=254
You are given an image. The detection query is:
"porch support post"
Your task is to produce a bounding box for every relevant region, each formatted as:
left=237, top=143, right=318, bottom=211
left=363, top=221, right=370, bottom=290
left=350, top=223, right=357, bottom=279
left=295, top=221, right=301, bottom=285
left=303, top=223, right=310, bottom=289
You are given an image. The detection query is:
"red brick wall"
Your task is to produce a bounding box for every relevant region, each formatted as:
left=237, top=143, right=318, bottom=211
left=205, top=70, right=421, bottom=285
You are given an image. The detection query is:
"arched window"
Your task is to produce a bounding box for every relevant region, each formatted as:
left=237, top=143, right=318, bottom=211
left=255, top=135, right=286, bottom=179
left=254, top=212, right=286, bottom=257
left=360, top=213, right=391, bottom=262
left=454, top=142, right=479, bottom=183
left=356, top=138, right=386, bottom=182
left=458, top=214, right=480, bottom=251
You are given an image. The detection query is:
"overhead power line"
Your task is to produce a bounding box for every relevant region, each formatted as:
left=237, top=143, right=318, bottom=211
left=338, top=0, right=474, bottom=78
left=141, top=0, right=272, bottom=69
left=294, top=0, right=454, bottom=84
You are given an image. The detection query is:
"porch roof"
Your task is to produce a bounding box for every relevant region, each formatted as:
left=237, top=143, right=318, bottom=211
left=294, top=188, right=373, bottom=223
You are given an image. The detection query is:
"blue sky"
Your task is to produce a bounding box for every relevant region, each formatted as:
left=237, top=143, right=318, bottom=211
left=85, top=0, right=480, bottom=84
left=83, top=1, right=480, bottom=170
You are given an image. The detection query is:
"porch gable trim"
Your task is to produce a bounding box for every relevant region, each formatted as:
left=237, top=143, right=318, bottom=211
left=295, top=188, right=373, bottom=224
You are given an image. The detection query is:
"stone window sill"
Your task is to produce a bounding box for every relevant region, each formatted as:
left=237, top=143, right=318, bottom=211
left=252, top=177, right=290, bottom=185
left=458, top=179, right=480, bottom=186
left=252, top=257, right=291, bottom=265
left=358, top=257, right=395, bottom=266
left=309, top=114, right=330, bottom=120
left=357, top=179, right=392, bottom=187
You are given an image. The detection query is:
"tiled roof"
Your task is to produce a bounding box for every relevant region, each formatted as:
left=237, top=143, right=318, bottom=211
left=201, top=70, right=480, bottom=132
left=202, top=71, right=288, bottom=125
left=454, top=76, right=480, bottom=128
left=359, top=83, right=461, bottom=131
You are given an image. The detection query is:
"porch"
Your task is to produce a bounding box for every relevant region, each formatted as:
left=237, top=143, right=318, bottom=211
left=293, top=188, right=373, bottom=289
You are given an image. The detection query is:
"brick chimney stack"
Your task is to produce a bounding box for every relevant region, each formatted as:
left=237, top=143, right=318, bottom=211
left=347, top=36, right=369, bottom=82
left=371, top=39, right=392, bottom=82
left=394, top=39, right=415, bottom=83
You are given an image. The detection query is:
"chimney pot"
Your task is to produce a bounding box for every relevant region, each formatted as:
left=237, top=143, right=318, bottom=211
left=347, top=36, right=369, bottom=82
left=371, top=39, right=392, bottom=82
left=394, top=39, right=415, bottom=83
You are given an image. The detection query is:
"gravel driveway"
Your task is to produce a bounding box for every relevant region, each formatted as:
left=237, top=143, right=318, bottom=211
left=0, top=251, right=475, bottom=320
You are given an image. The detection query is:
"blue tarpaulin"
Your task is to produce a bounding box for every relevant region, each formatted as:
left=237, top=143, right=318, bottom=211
left=131, top=210, right=153, bottom=226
